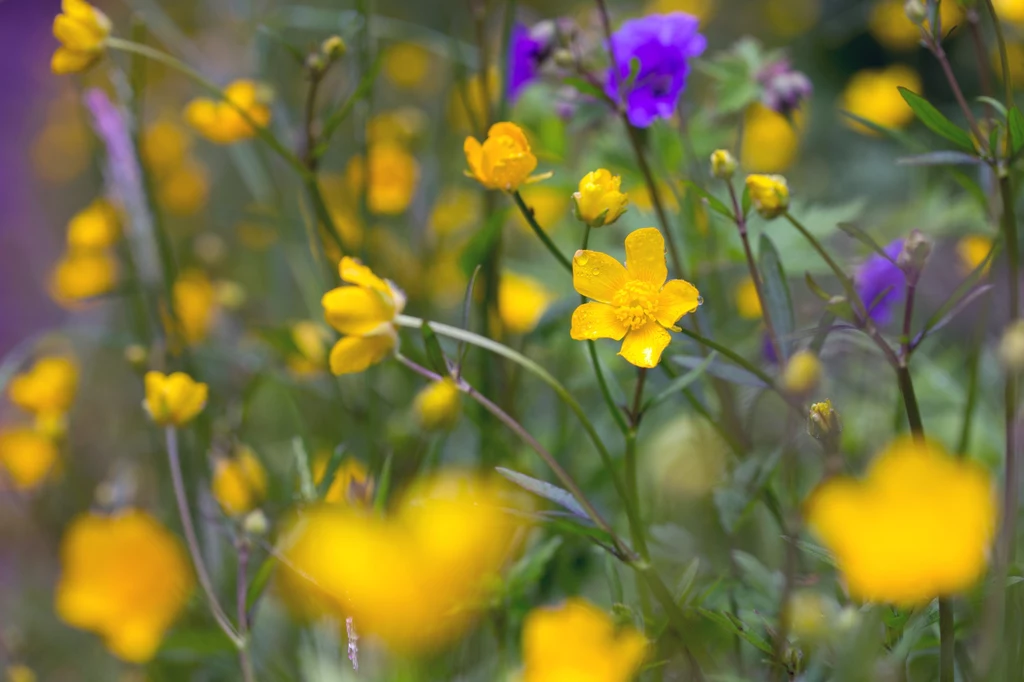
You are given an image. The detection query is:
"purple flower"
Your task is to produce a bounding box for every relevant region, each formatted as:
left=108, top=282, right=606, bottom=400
left=604, top=13, right=707, bottom=128
left=758, top=59, right=813, bottom=119
left=855, top=239, right=906, bottom=325
left=509, top=22, right=562, bottom=102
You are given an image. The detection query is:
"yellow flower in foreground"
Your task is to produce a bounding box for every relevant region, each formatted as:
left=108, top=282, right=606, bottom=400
left=741, top=103, right=804, bottom=173
left=840, top=65, right=921, bottom=134
left=51, top=0, right=111, bottom=74
left=993, top=0, right=1024, bottom=23
left=746, top=174, right=790, bottom=219
left=464, top=122, right=549, bottom=192
left=0, top=427, right=60, bottom=490
left=9, top=356, right=79, bottom=419
left=321, top=258, right=406, bottom=375
left=574, top=169, right=629, bottom=228
left=522, top=598, right=647, bottom=682
left=212, top=446, right=268, bottom=516
left=413, top=379, right=462, bottom=431
left=278, top=472, right=523, bottom=652
left=185, top=80, right=272, bottom=145
left=143, top=371, right=208, bottom=427
left=170, top=270, right=217, bottom=345
left=957, top=234, right=994, bottom=275
left=869, top=0, right=962, bottom=50
left=499, top=272, right=554, bottom=335
left=735, top=276, right=762, bottom=319
left=56, top=509, right=193, bottom=662
left=314, top=454, right=374, bottom=505
left=806, top=436, right=996, bottom=605
left=344, top=142, right=420, bottom=215
left=50, top=249, right=118, bottom=305
left=571, top=228, right=700, bottom=368
left=67, top=199, right=120, bottom=251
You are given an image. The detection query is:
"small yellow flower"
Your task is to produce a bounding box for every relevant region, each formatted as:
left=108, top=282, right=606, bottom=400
left=344, top=142, right=420, bottom=215
left=321, top=257, right=406, bottom=375
left=806, top=436, right=997, bottom=605
left=570, top=228, right=701, bottom=368
left=499, top=272, right=555, bottom=335
left=957, top=234, right=994, bottom=275
left=840, top=65, right=922, bottom=134
left=184, top=80, right=273, bottom=145
left=51, top=0, right=111, bottom=75
left=50, top=249, right=118, bottom=305
left=782, top=349, right=822, bottom=394
left=143, top=371, right=208, bottom=427
left=169, top=270, right=218, bottom=346
left=413, top=379, right=462, bottom=431
left=710, top=149, right=738, bottom=179
left=0, top=427, right=60, bottom=490
left=55, top=509, right=194, bottom=662
left=142, top=118, right=192, bottom=175
left=522, top=598, right=648, bottom=682
left=808, top=399, right=841, bottom=441
left=746, top=174, right=790, bottom=219
left=9, top=356, right=79, bottom=419
left=734, top=276, right=763, bottom=319
left=384, top=42, right=435, bottom=91
left=6, top=664, right=36, bottom=682
left=66, top=199, right=120, bottom=251
left=464, top=122, right=549, bottom=192
left=212, top=445, right=268, bottom=516
left=573, top=169, right=629, bottom=228
left=741, top=103, right=805, bottom=173
left=313, top=453, right=374, bottom=505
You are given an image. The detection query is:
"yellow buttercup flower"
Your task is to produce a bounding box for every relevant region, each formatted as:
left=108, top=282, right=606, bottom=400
left=574, top=169, right=629, bottom=228
left=51, top=0, right=111, bottom=75
left=741, top=103, right=804, bottom=173
left=735, top=276, right=763, bottom=319
left=67, top=199, right=120, bottom=251
left=9, top=356, right=79, bottom=420
left=169, top=270, right=217, bottom=346
left=212, top=445, right=268, bottom=516
left=869, top=0, right=962, bottom=50
left=142, top=119, right=192, bottom=175
left=158, top=159, right=210, bottom=216
left=522, top=598, right=647, bottom=682
left=957, top=234, right=994, bottom=275
left=287, top=321, right=329, bottom=376
left=464, top=122, right=549, bottom=192
left=312, top=453, right=374, bottom=505
left=143, top=371, right=208, bottom=427
left=344, top=142, right=420, bottom=215
left=746, top=174, right=790, bottom=219
left=50, top=249, right=118, bottom=305
left=499, top=272, right=554, bottom=335
left=840, top=65, right=921, bottom=134
left=570, top=228, right=701, bottom=369
left=185, top=80, right=273, bottom=145
left=55, top=509, right=193, bottom=662
left=321, top=257, right=406, bottom=375
left=0, top=427, right=60, bottom=490
left=806, top=436, right=996, bottom=605
left=413, top=379, right=462, bottom=431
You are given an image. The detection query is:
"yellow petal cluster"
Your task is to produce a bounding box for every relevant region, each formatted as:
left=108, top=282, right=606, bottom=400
left=212, top=445, right=268, bottom=516
left=321, top=257, right=406, bottom=375
left=499, top=272, right=555, bottom=335
left=522, top=598, right=648, bottom=682
left=51, top=0, right=111, bottom=75
left=0, top=427, right=60, bottom=490
left=9, top=356, right=79, bottom=422
left=313, top=454, right=374, bottom=505
left=570, top=228, right=701, bottom=368
left=745, top=174, right=790, bottom=219
left=66, top=199, right=120, bottom=250
left=574, top=169, right=629, bottom=228
left=464, top=122, right=548, bottom=192
left=143, top=371, right=208, bottom=427
left=344, top=142, right=420, bottom=215
left=413, top=379, right=462, bottom=431
left=142, top=119, right=210, bottom=216
left=806, top=436, right=997, bottom=605
left=185, top=80, right=273, bottom=145
left=277, top=472, right=523, bottom=652
left=840, top=65, right=922, bottom=134
left=55, top=509, right=194, bottom=662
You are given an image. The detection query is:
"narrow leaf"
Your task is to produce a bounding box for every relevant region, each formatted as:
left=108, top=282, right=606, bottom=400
left=977, top=96, right=1009, bottom=118
left=913, top=284, right=994, bottom=348
left=758, top=233, right=795, bottom=361
left=373, top=453, right=393, bottom=513
left=896, top=151, right=981, bottom=166
left=644, top=352, right=717, bottom=410
left=420, top=322, right=450, bottom=375
left=315, top=443, right=348, bottom=499
left=837, top=223, right=898, bottom=263
left=897, top=87, right=976, bottom=151
left=496, top=467, right=589, bottom=520
left=563, top=76, right=605, bottom=100
left=682, top=180, right=734, bottom=219
left=918, top=242, right=999, bottom=341
left=1010, top=107, right=1024, bottom=155
left=672, top=355, right=767, bottom=388
left=804, top=271, right=832, bottom=302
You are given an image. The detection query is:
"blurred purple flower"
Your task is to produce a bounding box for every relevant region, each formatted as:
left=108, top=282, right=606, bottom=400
left=855, top=239, right=906, bottom=325
left=758, top=59, right=813, bottom=119
left=762, top=330, right=779, bottom=365
left=508, top=23, right=547, bottom=102
left=604, top=13, right=706, bottom=128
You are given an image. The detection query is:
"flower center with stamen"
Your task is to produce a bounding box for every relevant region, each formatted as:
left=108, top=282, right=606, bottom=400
left=612, top=280, right=658, bottom=330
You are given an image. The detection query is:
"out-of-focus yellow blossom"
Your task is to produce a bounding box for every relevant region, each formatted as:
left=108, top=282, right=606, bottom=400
left=143, top=371, right=208, bottom=427
left=631, top=181, right=680, bottom=214
left=413, top=379, right=462, bottom=431
left=321, top=258, right=406, bottom=375
left=993, top=0, right=1024, bottom=23
left=710, top=149, right=737, bottom=179
left=67, top=199, right=120, bottom=251
left=157, top=159, right=210, bottom=216
left=278, top=472, right=523, bottom=652
left=170, top=270, right=217, bottom=345
left=806, top=436, right=996, bottom=605
left=782, top=350, right=822, bottom=394
left=499, top=272, right=554, bottom=335
left=991, top=42, right=1024, bottom=89
left=735, top=276, right=763, bottom=319
left=465, top=122, right=549, bottom=191
left=55, top=509, right=193, bottom=662
left=957, top=235, right=994, bottom=275
left=384, top=42, right=436, bottom=91
left=448, top=67, right=500, bottom=132
left=185, top=80, right=273, bottom=145
left=646, top=414, right=728, bottom=498
left=344, top=143, right=420, bottom=215
left=746, top=174, right=790, bottom=219
left=646, top=0, right=716, bottom=22
left=0, top=427, right=59, bottom=490
left=368, top=108, right=427, bottom=146
left=6, top=665, right=36, bottom=682
left=522, top=598, right=647, bottom=682
left=425, top=250, right=469, bottom=307
left=214, top=280, right=246, bottom=310
left=514, top=185, right=569, bottom=234
left=869, top=0, right=962, bottom=50
left=51, top=0, right=111, bottom=74
left=287, top=321, right=329, bottom=375
left=212, top=445, right=268, bottom=516
left=9, top=356, right=78, bottom=420
left=236, top=221, right=279, bottom=251
left=571, top=228, right=701, bottom=368
left=741, top=103, right=804, bottom=173
left=142, top=119, right=191, bottom=175
left=430, top=187, right=480, bottom=238
left=786, top=590, right=837, bottom=643
left=574, top=169, right=629, bottom=228
left=313, top=454, right=374, bottom=505
left=50, top=249, right=118, bottom=305
left=840, top=65, right=921, bottom=134
left=765, top=0, right=820, bottom=38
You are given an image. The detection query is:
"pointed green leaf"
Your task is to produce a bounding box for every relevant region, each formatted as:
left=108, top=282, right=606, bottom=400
left=758, top=234, right=795, bottom=361
left=315, top=443, right=348, bottom=499
left=897, top=87, right=976, bottom=151
left=420, top=322, right=450, bottom=376
left=682, top=180, right=735, bottom=219
left=1009, top=107, right=1024, bottom=155
left=496, top=467, right=589, bottom=520
left=896, top=151, right=981, bottom=166
left=837, top=222, right=898, bottom=263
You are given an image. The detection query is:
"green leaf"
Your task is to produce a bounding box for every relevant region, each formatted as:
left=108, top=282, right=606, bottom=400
left=315, top=443, right=348, bottom=499
left=496, top=467, right=589, bottom=520
left=758, top=234, right=795, bottom=361
left=897, top=87, right=976, bottom=151
left=563, top=76, right=605, bottom=100
left=158, top=627, right=237, bottom=661
left=896, top=151, right=981, bottom=166
left=682, top=180, right=735, bottom=219
left=741, top=184, right=751, bottom=219
left=672, top=355, right=767, bottom=388
left=420, top=322, right=450, bottom=376
left=804, top=271, right=832, bottom=302
left=373, top=453, right=393, bottom=513
left=1010, top=107, right=1024, bottom=155
left=505, top=536, right=564, bottom=595
left=246, top=555, right=277, bottom=610
left=837, top=222, right=898, bottom=264
left=696, top=608, right=774, bottom=655
left=918, top=241, right=999, bottom=342
left=292, top=437, right=316, bottom=502
left=676, top=557, right=701, bottom=606
left=644, top=351, right=717, bottom=411
left=977, top=96, right=1009, bottom=118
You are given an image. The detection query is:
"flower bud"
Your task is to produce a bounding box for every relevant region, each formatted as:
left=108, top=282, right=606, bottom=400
left=808, top=400, right=841, bottom=441
left=746, top=174, right=790, bottom=219
left=243, top=509, right=270, bottom=536
left=143, top=371, right=208, bottom=427
left=782, top=350, right=822, bottom=395
left=124, top=344, right=148, bottom=369
left=552, top=48, right=576, bottom=69
left=758, top=59, right=813, bottom=119
left=1000, top=320, right=1024, bottom=371
left=321, top=35, right=347, bottom=60
left=573, top=169, right=629, bottom=228
left=413, top=378, right=462, bottom=431
left=904, top=0, right=928, bottom=25
left=710, top=149, right=737, bottom=180
left=897, top=229, right=932, bottom=282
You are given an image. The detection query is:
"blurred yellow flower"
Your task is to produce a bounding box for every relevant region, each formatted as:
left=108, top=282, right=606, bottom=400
left=571, top=228, right=700, bottom=368
left=957, top=234, right=994, bottom=275
left=514, top=185, right=569, bottom=234
left=170, top=270, right=217, bottom=345
left=806, top=436, right=996, bottom=605
left=287, top=321, right=329, bottom=376
left=50, top=249, right=118, bottom=305
left=143, top=371, right=208, bottom=427
left=430, top=186, right=480, bottom=238
left=313, top=454, right=374, bottom=505
left=765, top=0, right=821, bottom=38
left=631, top=181, right=680, bottom=214
left=522, top=598, right=647, bottom=682
left=6, top=665, right=36, bottom=682
left=991, top=42, right=1024, bottom=89
left=367, top=108, right=427, bottom=146
left=413, top=379, right=462, bottom=431
left=448, top=67, right=499, bottom=132
left=67, top=199, right=120, bottom=251
left=345, top=143, right=420, bottom=215
left=499, top=272, right=554, bottom=335
left=55, top=509, right=193, bottom=662
left=741, top=103, right=804, bottom=173
left=574, top=169, right=629, bottom=228
left=142, top=119, right=192, bottom=175
left=465, top=122, right=548, bottom=191
left=840, top=65, right=921, bottom=134
left=0, top=427, right=59, bottom=490
left=710, top=148, right=738, bottom=179
left=278, top=472, right=523, bottom=653
left=384, top=42, right=436, bottom=91
left=735, top=276, right=763, bottom=319
left=9, top=356, right=78, bottom=420
left=51, top=0, right=111, bottom=74
left=212, top=445, right=268, bottom=516
left=646, top=414, right=728, bottom=498
left=321, top=257, right=406, bottom=375
left=185, top=80, right=272, bottom=145
left=782, top=349, right=822, bottom=394
left=746, top=174, right=790, bottom=219
left=993, top=0, right=1024, bottom=23
left=158, top=159, right=210, bottom=217
left=647, top=0, right=716, bottom=20
left=869, top=0, right=962, bottom=50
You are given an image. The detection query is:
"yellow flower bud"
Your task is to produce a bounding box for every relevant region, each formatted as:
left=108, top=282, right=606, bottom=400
left=321, top=35, right=347, bottom=60
left=211, top=446, right=268, bottom=516
left=464, top=122, right=549, bottom=192
left=746, top=174, right=790, bottom=219
left=782, top=350, right=822, bottom=395
left=808, top=400, right=841, bottom=442
left=66, top=198, right=120, bottom=251
left=51, top=0, right=111, bottom=75
left=904, top=0, right=927, bottom=25
left=143, top=371, right=208, bottom=427
left=1000, top=320, right=1024, bottom=371
left=710, top=149, right=738, bottom=179
left=184, top=80, right=273, bottom=145
left=572, top=169, right=629, bottom=228
left=413, top=379, right=462, bottom=431
left=0, top=427, right=60, bottom=490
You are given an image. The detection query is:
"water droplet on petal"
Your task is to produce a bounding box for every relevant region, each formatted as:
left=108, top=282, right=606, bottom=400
left=591, top=268, right=600, bottom=276
left=697, top=296, right=704, bottom=306
left=575, top=253, right=590, bottom=266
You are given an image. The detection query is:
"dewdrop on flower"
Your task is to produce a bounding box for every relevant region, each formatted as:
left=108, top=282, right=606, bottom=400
left=573, top=169, right=628, bottom=228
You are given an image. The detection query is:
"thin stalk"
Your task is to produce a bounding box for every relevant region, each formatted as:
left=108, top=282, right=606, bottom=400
left=471, top=0, right=493, bottom=131
left=1000, top=172, right=1020, bottom=563
left=966, top=9, right=995, bottom=106
left=511, top=191, right=572, bottom=272
left=236, top=539, right=256, bottom=682
left=624, top=368, right=649, bottom=558
left=899, top=280, right=926, bottom=438
left=939, top=598, right=955, bottom=682
left=924, top=33, right=986, bottom=150
left=984, top=0, right=1014, bottom=109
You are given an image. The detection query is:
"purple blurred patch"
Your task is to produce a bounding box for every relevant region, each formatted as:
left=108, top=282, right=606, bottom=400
left=855, top=239, right=906, bottom=325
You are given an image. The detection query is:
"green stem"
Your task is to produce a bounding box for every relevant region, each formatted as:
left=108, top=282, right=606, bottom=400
left=1000, top=172, right=1020, bottom=563
left=939, top=598, right=955, bottom=682
left=511, top=191, right=572, bottom=272
left=984, top=0, right=1015, bottom=109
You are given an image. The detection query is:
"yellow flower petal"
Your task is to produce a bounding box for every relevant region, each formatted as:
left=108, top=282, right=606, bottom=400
left=655, top=279, right=701, bottom=329
left=572, top=250, right=629, bottom=304
left=463, top=136, right=485, bottom=184
left=618, top=321, right=671, bottom=368
left=51, top=46, right=96, bottom=75
left=339, top=256, right=391, bottom=294
left=321, top=286, right=396, bottom=336
left=570, top=303, right=628, bottom=341
left=624, top=227, right=668, bottom=286
left=329, top=334, right=396, bottom=375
